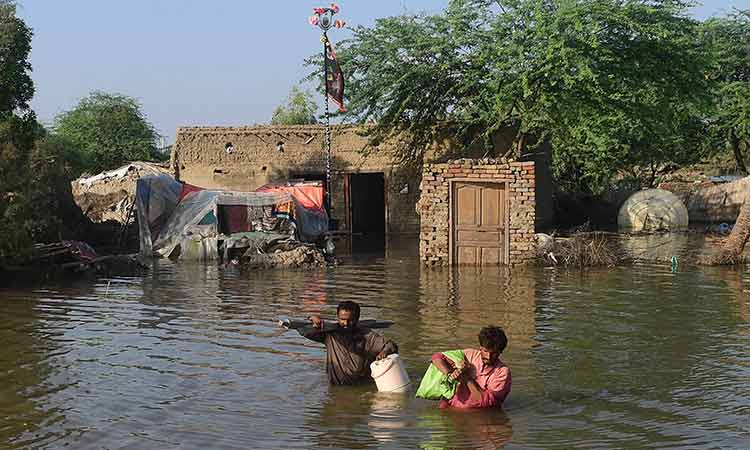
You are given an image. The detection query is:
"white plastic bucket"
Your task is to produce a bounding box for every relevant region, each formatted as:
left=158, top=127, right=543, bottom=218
left=370, top=354, right=410, bottom=393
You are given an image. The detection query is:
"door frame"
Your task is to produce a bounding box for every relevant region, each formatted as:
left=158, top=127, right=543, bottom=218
left=448, top=178, right=511, bottom=266
left=344, top=172, right=388, bottom=235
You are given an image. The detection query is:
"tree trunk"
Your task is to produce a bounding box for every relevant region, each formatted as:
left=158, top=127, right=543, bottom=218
left=730, top=130, right=748, bottom=175
left=703, top=198, right=750, bottom=264
left=517, top=132, right=527, bottom=156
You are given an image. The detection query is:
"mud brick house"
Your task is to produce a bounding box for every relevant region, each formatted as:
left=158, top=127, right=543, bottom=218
left=171, top=124, right=552, bottom=264
left=171, top=125, right=421, bottom=234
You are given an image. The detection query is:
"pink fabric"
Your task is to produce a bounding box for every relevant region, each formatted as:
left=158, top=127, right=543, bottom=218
left=431, top=349, right=511, bottom=409
left=256, top=184, right=325, bottom=212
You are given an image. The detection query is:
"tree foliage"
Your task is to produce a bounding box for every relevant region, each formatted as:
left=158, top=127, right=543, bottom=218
left=271, top=86, right=319, bottom=125
left=700, top=10, right=750, bottom=174
left=0, top=0, right=37, bottom=262
left=322, top=0, right=712, bottom=192
left=0, top=0, right=36, bottom=194
left=54, top=92, right=160, bottom=175
left=0, top=0, right=34, bottom=115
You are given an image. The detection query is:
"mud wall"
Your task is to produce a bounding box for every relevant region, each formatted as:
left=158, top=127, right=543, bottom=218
left=661, top=177, right=750, bottom=224
left=172, top=125, right=419, bottom=233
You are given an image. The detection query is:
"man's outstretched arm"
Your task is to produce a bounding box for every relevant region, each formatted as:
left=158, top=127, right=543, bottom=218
left=298, top=314, right=326, bottom=343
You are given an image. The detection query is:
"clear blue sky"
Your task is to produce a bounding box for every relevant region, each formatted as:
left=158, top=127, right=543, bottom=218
left=17, top=0, right=750, bottom=144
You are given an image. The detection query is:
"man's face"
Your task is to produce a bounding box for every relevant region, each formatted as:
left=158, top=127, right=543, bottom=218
left=479, top=346, right=500, bottom=365
left=337, top=309, right=358, bottom=331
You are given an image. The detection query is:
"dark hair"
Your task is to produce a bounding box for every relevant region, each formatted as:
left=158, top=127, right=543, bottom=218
left=478, top=326, right=507, bottom=353
left=337, top=301, right=360, bottom=321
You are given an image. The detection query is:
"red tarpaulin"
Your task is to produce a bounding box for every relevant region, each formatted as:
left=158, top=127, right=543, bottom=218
left=179, top=182, right=204, bottom=201
left=256, top=183, right=325, bottom=212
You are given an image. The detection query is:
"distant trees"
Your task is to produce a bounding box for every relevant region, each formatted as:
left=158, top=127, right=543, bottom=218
left=54, top=92, right=161, bottom=175
left=2, top=3, right=165, bottom=262
left=324, top=0, right=739, bottom=193
left=271, top=86, right=318, bottom=125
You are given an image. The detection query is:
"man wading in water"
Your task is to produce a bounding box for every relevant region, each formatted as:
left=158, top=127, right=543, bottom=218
left=302, top=301, right=399, bottom=385
left=430, top=326, right=511, bottom=408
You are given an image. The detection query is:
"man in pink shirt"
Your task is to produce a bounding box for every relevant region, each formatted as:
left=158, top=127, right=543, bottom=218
left=430, top=326, right=511, bottom=409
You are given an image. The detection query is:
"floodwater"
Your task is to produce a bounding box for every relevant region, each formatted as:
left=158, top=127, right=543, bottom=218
left=1, top=235, right=749, bottom=449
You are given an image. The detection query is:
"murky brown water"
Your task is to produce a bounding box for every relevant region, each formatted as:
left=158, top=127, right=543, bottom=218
left=1, top=235, right=749, bottom=449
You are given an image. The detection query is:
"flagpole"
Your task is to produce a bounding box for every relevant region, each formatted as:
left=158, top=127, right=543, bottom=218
left=310, top=4, right=344, bottom=233
left=323, top=31, right=332, bottom=221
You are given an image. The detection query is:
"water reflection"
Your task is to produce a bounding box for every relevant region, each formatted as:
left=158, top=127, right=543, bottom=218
left=0, top=235, right=748, bottom=449
left=417, top=407, right=512, bottom=450
left=416, top=266, right=540, bottom=395
left=0, top=290, right=57, bottom=449
left=304, top=387, right=406, bottom=450
left=368, top=393, right=411, bottom=444
left=617, top=232, right=698, bottom=262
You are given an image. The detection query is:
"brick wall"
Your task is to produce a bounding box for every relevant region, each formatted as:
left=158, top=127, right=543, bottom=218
left=417, top=158, right=536, bottom=266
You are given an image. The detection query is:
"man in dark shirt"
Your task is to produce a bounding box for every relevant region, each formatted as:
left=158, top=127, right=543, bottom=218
left=301, top=301, right=399, bottom=385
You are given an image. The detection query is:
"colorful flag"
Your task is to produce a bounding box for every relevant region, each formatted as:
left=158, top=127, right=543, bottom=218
left=325, top=40, right=346, bottom=113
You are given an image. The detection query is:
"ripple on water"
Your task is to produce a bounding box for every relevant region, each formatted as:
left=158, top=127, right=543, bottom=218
left=1, top=237, right=749, bottom=449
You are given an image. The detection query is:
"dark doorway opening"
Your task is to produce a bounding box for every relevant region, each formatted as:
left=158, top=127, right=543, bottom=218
left=349, top=172, right=385, bottom=234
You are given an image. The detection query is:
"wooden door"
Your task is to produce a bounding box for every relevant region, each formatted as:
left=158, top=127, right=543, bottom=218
left=452, top=182, right=507, bottom=265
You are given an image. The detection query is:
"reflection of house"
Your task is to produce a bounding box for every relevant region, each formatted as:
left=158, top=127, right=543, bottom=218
left=171, top=124, right=553, bottom=235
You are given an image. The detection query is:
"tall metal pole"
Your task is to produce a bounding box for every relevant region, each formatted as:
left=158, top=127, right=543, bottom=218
left=323, top=32, right=332, bottom=220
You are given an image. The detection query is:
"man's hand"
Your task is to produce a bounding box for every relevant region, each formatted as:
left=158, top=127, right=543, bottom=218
left=376, top=351, right=388, bottom=360
left=450, top=357, right=472, bottom=382
left=308, top=314, right=324, bottom=330
left=458, top=368, right=474, bottom=383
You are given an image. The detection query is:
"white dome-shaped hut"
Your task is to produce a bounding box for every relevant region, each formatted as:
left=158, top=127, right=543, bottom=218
left=618, top=189, right=689, bottom=232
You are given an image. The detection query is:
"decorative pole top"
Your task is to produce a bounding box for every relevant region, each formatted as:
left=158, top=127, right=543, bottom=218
left=309, top=4, right=346, bottom=32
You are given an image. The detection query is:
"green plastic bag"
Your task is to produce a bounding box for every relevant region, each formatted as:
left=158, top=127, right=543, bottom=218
left=415, top=350, right=464, bottom=400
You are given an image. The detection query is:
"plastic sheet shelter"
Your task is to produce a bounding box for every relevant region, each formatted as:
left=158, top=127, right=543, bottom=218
left=135, top=174, right=183, bottom=255
left=135, top=175, right=328, bottom=259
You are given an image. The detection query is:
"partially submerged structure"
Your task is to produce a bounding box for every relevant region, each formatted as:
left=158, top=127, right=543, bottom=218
left=170, top=125, right=554, bottom=237
left=660, top=175, right=750, bottom=224
left=418, top=159, right=537, bottom=266
left=135, top=174, right=327, bottom=261
left=72, top=162, right=170, bottom=224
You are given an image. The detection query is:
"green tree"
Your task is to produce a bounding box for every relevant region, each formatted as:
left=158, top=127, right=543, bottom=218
left=321, top=0, right=710, bottom=193
left=0, top=1, right=95, bottom=266
left=0, top=0, right=38, bottom=263
left=54, top=92, right=160, bottom=174
left=271, top=86, right=318, bottom=125
left=0, top=0, right=36, bottom=192
left=701, top=10, right=750, bottom=174
left=0, top=0, right=33, bottom=116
